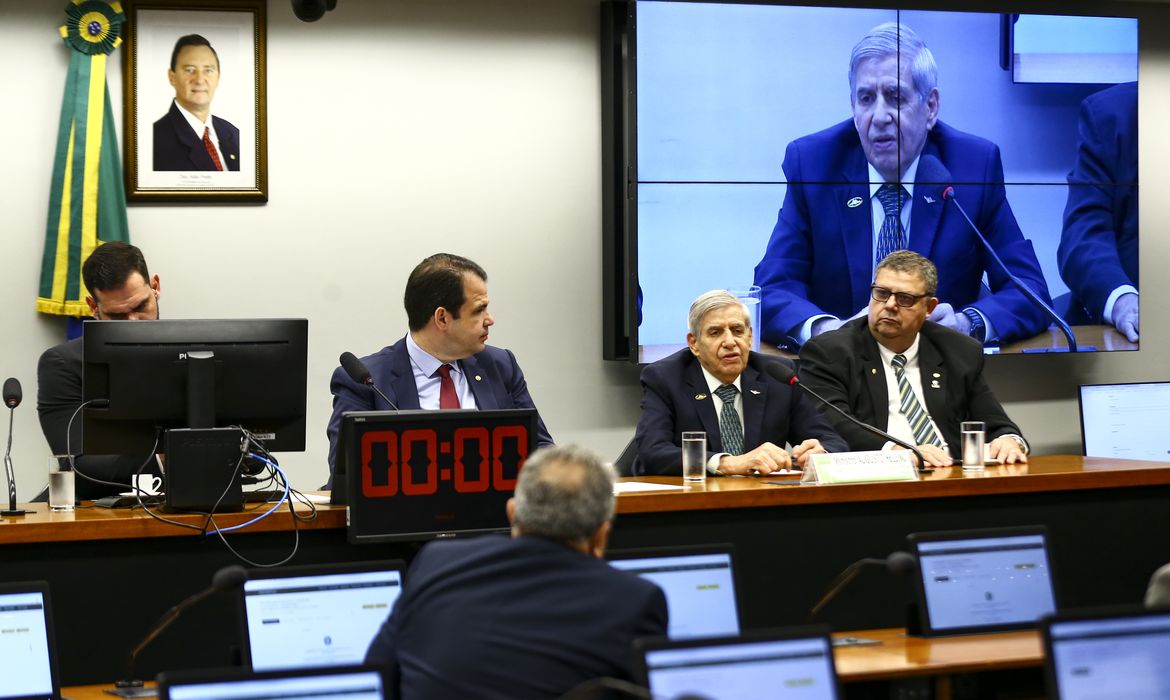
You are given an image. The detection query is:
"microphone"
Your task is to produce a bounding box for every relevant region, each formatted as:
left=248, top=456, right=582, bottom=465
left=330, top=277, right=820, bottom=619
left=808, top=551, right=916, bottom=622
left=763, top=363, right=928, bottom=470
left=940, top=186, right=1077, bottom=352
left=113, top=565, right=249, bottom=693
left=339, top=352, right=399, bottom=410
left=2, top=378, right=28, bottom=517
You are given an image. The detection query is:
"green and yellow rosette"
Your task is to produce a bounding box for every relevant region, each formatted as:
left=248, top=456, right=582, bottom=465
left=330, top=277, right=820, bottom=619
left=38, top=0, right=131, bottom=318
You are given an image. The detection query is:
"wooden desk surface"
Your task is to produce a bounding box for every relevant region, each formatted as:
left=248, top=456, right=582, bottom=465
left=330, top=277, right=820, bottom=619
left=831, top=628, right=1043, bottom=682
left=613, top=454, right=1170, bottom=514
left=56, top=627, right=1041, bottom=696
left=2, top=455, right=1166, bottom=543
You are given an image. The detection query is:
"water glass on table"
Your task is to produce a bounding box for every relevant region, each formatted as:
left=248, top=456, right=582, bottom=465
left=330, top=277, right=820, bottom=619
left=961, top=421, right=986, bottom=469
left=681, top=431, right=707, bottom=484
left=48, top=455, right=74, bottom=511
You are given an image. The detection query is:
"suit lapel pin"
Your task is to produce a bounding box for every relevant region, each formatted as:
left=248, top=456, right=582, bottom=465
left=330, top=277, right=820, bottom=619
left=846, top=196, right=863, bottom=208
left=475, top=375, right=482, bottom=381
left=931, top=379, right=941, bottom=389
left=230, top=154, right=236, bottom=160
left=749, top=389, right=761, bottom=395
left=695, top=393, right=707, bottom=401
left=924, top=194, right=935, bottom=204
left=871, top=368, right=877, bottom=375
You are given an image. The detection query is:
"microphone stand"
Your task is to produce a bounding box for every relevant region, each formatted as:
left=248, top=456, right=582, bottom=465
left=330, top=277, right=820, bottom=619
left=943, top=190, right=1078, bottom=352
left=3, top=406, right=28, bottom=516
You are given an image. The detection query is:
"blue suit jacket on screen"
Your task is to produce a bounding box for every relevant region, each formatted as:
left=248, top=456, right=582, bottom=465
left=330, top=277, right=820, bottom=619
left=753, top=119, right=1051, bottom=347
left=1058, top=81, right=1138, bottom=324
left=325, top=336, right=554, bottom=486
left=152, top=102, right=240, bottom=172
left=365, top=534, right=668, bottom=700
left=632, top=349, right=847, bottom=475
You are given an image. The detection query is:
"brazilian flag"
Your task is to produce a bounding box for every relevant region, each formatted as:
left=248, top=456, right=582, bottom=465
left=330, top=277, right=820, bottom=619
left=37, top=0, right=130, bottom=318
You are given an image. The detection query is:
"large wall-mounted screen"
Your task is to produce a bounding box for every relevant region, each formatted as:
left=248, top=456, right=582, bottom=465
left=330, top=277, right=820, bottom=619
left=602, top=2, right=1138, bottom=362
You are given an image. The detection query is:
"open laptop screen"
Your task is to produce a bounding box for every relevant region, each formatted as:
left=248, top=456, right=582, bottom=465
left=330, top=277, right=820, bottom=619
left=608, top=545, right=740, bottom=639
left=1079, top=381, right=1170, bottom=461
left=909, top=527, right=1057, bottom=636
left=161, top=666, right=386, bottom=700
left=638, top=629, right=839, bottom=700
left=240, top=561, right=405, bottom=671
left=1045, top=608, right=1170, bottom=699
left=0, top=583, right=58, bottom=700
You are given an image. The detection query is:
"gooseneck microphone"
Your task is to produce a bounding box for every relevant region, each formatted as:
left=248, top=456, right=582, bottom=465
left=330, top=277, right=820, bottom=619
left=940, top=186, right=1077, bottom=352
left=807, top=551, right=917, bottom=622
left=763, top=363, right=927, bottom=470
left=114, top=565, right=249, bottom=693
left=339, top=352, right=399, bottom=411
left=2, top=378, right=29, bottom=517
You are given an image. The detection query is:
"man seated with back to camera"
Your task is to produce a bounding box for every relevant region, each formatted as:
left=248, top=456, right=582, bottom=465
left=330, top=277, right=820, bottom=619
left=325, top=253, right=553, bottom=487
left=633, top=290, right=847, bottom=476
left=798, top=251, right=1028, bottom=468
left=36, top=242, right=165, bottom=500
left=364, top=444, right=668, bottom=700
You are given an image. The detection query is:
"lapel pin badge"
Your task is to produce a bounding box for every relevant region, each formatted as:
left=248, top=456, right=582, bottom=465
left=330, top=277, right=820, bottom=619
left=923, top=194, right=935, bottom=204
left=475, top=375, right=482, bottom=381
left=847, top=196, right=863, bottom=208
left=749, top=389, right=761, bottom=395
left=871, top=368, right=877, bottom=375
left=931, top=380, right=940, bottom=389
left=695, top=393, right=707, bottom=401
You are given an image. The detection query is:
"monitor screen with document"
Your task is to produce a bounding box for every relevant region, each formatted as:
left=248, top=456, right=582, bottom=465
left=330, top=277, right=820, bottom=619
left=0, top=582, right=60, bottom=700
left=1079, top=381, right=1170, bottom=461
left=1043, top=606, right=1170, bottom=700
left=608, top=544, right=740, bottom=639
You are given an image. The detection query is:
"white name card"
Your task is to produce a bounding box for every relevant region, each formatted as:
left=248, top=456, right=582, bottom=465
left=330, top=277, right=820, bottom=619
left=806, top=450, right=919, bottom=485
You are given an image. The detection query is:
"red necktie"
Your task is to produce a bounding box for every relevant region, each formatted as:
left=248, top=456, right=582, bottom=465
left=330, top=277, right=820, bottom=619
left=203, top=126, right=224, bottom=171
left=437, top=364, right=460, bottom=409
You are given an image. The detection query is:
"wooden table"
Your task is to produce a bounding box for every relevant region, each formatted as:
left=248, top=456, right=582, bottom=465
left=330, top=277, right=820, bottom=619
left=7, top=455, right=1169, bottom=685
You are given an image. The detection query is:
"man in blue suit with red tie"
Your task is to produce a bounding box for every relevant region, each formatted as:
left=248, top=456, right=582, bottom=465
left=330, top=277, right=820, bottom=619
left=153, top=34, right=240, bottom=172
left=754, top=22, right=1050, bottom=350
left=325, top=253, right=553, bottom=486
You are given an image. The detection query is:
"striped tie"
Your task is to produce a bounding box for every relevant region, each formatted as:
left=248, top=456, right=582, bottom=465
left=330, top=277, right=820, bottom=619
left=875, top=183, right=907, bottom=265
left=890, top=354, right=942, bottom=447
left=713, top=384, right=744, bottom=456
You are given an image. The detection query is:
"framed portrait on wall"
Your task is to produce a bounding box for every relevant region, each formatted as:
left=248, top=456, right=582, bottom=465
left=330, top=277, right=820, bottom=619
left=122, top=0, right=267, bottom=202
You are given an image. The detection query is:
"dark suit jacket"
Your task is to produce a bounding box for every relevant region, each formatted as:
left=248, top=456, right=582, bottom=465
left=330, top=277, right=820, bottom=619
left=326, top=337, right=554, bottom=486
left=632, top=349, right=848, bottom=475
left=152, top=102, right=240, bottom=171
left=797, top=318, right=1024, bottom=459
left=36, top=338, right=161, bottom=500
left=1059, top=81, right=1138, bottom=324
left=753, top=119, right=1051, bottom=347
left=365, top=534, right=668, bottom=700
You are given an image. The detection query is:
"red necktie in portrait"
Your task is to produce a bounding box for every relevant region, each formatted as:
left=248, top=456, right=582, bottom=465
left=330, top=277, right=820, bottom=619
left=203, top=126, right=224, bottom=171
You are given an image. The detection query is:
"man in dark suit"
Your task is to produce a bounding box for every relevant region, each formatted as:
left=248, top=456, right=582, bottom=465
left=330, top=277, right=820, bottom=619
left=754, top=22, right=1050, bottom=350
left=1059, top=81, right=1138, bottom=341
left=326, top=253, right=553, bottom=486
left=799, top=251, right=1028, bottom=468
left=364, top=444, right=668, bottom=699
left=633, top=290, right=846, bottom=476
left=153, top=34, right=240, bottom=172
left=37, top=242, right=164, bottom=500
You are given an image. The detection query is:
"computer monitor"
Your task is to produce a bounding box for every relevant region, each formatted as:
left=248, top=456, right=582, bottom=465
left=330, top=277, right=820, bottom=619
left=1043, top=606, right=1170, bottom=699
left=82, top=319, right=308, bottom=456
left=908, top=525, right=1058, bottom=636
left=159, top=665, right=387, bottom=700
left=0, top=582, right=61, bottom=700
left=1079, top=381, right=1170, bottom=461
left=238, top=560, right=406, bottom=672
left=608, top=544, right=741, bottom=639
left=635, top=627, right=841, bottom=700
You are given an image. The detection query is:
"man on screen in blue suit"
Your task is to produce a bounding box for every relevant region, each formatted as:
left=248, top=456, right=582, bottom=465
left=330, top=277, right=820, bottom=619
left=325, top=253, right=553, bottom=486
left=1058, top=81, right=1138, bottom=342
left=754, top=22, right=1051, bottom=350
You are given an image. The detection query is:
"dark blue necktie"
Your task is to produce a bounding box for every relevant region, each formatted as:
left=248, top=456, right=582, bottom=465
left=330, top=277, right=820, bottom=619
left=876, top=183, right=908, bottom=265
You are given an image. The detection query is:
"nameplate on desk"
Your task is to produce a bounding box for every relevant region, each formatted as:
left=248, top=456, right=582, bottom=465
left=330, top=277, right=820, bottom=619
left=807, top=451, right=918, bottom=484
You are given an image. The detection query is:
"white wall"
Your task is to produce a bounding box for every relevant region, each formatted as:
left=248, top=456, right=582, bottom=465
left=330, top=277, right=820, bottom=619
left=1, top=0, right=1167, bottom=499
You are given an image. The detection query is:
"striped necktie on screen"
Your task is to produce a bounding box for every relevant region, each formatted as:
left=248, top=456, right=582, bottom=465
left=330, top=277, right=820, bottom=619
left=890, top=354, right=943, bottom=447
left=875, top=184, right=908, bottom=264
left=713, top=384, right=744, bottom=456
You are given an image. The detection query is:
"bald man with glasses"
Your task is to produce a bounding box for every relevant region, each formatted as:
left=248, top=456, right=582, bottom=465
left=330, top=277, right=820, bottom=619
left=798, top=251, right=1028, bottom=468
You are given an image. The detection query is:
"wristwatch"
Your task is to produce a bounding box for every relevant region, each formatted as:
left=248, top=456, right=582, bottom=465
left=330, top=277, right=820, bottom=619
left=961, top=308, right=986, bottom=342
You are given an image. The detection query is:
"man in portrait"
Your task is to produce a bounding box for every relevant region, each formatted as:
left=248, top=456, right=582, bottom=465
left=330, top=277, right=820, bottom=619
left=753, top=22, right=1051, bottom=350
left=153, top=34, right=240, bottom=172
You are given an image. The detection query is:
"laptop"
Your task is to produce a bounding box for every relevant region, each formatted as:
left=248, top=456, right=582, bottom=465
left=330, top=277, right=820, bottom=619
left=1078, top=381, right=1170, bottom=461
left=0, top=582, right=60, bottom=700
left=635, top=627, right=841, bottom=700
left=159, top=665, right=388, bottom=700
left=608, top=544, right=741, bottom=639
left=908, top=526, right=1058, bottom=636
left=238, top=560, right=406, bottom=671
left=1044, top=606, right=1170, bottom=699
